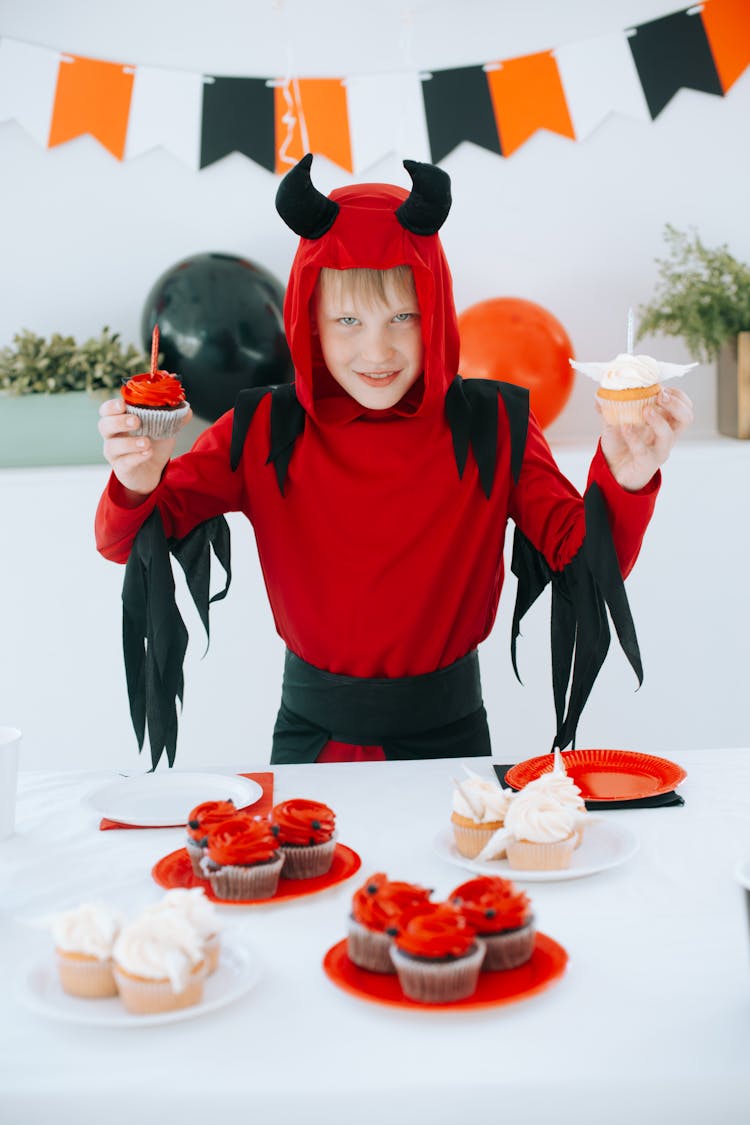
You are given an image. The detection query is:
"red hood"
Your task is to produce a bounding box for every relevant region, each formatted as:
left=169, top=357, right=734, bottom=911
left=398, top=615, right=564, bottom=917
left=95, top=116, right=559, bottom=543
left=282, top=181, right=460, bottom=425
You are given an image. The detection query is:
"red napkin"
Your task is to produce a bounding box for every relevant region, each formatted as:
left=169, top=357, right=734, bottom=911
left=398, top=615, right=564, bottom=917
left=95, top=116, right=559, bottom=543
left=98, top=772, right=275, bottom=830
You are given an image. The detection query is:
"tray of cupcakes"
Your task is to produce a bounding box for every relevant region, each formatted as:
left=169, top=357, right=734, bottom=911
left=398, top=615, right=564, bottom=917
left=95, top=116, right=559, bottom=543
left=153, top=796, right=361, bottom=903
left=324, top=872, right=567, bottom=1009
left=20, top=889, right=262, bottom=1026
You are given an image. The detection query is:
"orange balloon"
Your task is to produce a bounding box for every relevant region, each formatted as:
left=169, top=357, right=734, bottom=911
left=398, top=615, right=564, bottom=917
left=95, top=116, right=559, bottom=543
left=458, top=297, right=575, bottom=429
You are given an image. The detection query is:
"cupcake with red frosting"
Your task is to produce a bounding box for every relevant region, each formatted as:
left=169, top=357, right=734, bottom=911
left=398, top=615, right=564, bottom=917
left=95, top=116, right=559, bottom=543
left=185, top=799, right=237, bottom=877
left=121, top=325, right=190, bottom=439
left=271, top=798, right=336, bottom=879
left=348, top=873, right=433, bottom=973
left=201, top=815, right=285, bottom=900
left=389, top=903, right=486, bottom=1003
left=450, top=876, right=535, bottom=970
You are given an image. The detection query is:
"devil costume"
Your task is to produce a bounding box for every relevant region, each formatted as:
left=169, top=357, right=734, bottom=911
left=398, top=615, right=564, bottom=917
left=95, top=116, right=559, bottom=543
left=95, top=155, right=659, bottom=768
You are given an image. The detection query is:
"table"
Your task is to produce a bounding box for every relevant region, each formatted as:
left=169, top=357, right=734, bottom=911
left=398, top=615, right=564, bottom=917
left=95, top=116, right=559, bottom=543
left=2, top=751, right=749, bottom=1124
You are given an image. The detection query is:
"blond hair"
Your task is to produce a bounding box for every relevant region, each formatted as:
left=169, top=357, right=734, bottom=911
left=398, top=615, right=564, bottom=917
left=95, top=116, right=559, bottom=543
left=316, top=265, right=416, bottom=307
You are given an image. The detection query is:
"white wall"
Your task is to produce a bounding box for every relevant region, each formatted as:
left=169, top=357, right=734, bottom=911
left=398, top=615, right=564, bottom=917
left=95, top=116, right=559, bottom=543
left=2, top=1, right=749, bottom=768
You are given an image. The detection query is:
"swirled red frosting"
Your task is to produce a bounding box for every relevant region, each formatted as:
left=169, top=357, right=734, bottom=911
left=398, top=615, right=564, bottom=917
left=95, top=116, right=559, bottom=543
left=186, top=800, right=237, bottom=842
left=351, top=873, right=433, bottom=933
left=394, top=904, right=476, bottom=959
left=450, top=876, right=531, bottom=933
left=272, top=799, right=335, bottom=846
left=121, top=371, right=186, bottom=408
left=205, top=816, right=280, bottom=866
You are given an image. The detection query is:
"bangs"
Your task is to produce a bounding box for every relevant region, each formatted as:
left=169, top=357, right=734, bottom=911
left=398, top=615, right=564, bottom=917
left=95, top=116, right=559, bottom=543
left=317, top=266, right=416, bottom=307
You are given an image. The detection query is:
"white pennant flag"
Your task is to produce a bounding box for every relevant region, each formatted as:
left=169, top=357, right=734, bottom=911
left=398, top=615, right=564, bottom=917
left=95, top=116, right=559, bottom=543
left=125, top=65, right=204, bottom=169
left=346, top=72, right=431, bottom=173
left=0, top=38, right=61, bottom=147
left=555, top=32, right=650, bottom=141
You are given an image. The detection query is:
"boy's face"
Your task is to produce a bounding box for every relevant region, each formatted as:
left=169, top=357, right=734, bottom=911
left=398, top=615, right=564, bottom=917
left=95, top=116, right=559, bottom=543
left=314, top=273, right=424, bottom=411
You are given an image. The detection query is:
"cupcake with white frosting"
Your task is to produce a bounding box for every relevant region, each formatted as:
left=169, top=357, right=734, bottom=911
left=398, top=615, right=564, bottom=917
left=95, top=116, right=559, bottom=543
left=450, top=769, right=513, bottom=858
left=52, top=902, right=122, bottom=998
left=570, top=352, right=696, bottom=426
left=522, top=752, right=587, bottom=846
left=144, top=888, right=222, bottom=975
left=501, top=789, right=580, bottom=871
left=112, top=912, right=206, bottom=1014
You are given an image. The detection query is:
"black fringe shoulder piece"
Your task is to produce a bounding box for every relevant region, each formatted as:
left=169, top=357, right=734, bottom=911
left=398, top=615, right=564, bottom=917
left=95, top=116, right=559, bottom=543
left=510, top=481, right=643, bottom=751
left=445, top=375, right=529, bottom=498
left=230, top=383, right=306, bottom=495
left=122, top=509, right=231, bottom=769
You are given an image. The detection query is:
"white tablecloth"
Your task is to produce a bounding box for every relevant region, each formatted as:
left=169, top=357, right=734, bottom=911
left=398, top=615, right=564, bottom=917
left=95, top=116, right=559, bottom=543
left=2, top=751, right=749, bottom=1124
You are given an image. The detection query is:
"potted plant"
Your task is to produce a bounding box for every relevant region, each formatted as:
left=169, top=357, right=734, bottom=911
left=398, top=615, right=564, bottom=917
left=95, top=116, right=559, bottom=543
left=0, top=328, right=149, bottom=467
left=638, top=225, right=750, bottom=438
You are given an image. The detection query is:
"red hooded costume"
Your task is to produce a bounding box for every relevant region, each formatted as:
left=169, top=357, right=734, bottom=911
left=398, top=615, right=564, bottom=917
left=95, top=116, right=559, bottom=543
left=95, top=156, right=658, bottom=767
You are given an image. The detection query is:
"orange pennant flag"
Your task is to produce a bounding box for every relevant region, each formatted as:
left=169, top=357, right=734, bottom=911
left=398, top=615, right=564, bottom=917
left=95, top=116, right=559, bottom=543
left=486, top=51, right=575, bottom=157
left=48, top=54, right=134, bottom=160
left=700, top=0, right=750, bottom=93
left=274, top=78, right=352, bottom=174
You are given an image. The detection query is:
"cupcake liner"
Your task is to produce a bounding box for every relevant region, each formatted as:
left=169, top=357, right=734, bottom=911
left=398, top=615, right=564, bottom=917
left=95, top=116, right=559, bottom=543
left=113, top=962, right=206, bottom=1015
left=185, top=838, right=206, bottom=878
left=450, top=814, right=504, bottom=859
left=596, top=389, right=659, bottom=426
left=480, top=918, right=536, bottom=971
left=347, top=917, right=397, bottom=974
left=280, top=835, right=337, bottom=879
left=56, top=951, right=118, bottom=998
left=506, top=835, right=576, bottom=871
left=125, top=401, right=190, bottom=439
left=204, top=853, right=285, bottom=901
left=389, top=940, right=486, bottom=1004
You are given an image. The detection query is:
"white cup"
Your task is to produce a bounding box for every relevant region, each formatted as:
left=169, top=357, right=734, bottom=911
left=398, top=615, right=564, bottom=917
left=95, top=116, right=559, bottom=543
left=0, top=727, right=22, bottom=840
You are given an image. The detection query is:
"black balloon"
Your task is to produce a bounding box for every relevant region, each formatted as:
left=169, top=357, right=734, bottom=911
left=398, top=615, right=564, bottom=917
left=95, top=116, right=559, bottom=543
left=141, top=253, right=293, bottom=422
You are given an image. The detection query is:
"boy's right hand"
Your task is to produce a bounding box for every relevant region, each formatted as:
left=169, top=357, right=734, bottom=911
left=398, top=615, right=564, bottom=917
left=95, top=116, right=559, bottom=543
left=98, top=398, right=192, bottom=499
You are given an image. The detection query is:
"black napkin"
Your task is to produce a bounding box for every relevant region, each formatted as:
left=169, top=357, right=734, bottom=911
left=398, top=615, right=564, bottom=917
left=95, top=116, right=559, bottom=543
left=492, top=764, right=685, bottom=810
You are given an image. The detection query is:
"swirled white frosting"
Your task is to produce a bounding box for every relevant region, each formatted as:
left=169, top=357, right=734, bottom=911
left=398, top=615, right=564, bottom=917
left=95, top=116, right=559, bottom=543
left=113, top=912, right=205, bottom=993
left=52, top=903, right=122, bottom=959
left=452, top=770, right=512, bottom=823
left=571, top=353, right=696, bottom=390
left=504, top=789, right=578, bottom=844
left=522, top=772, right=586, bottom=813
left=145, top=888, right=220, bottom=940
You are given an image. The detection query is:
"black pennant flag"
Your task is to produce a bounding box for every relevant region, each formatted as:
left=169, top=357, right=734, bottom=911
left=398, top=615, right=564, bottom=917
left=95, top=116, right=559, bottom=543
left=628, top=9, right=723, bottom=120
left=421, top=65, right=502, bottom=163
left=200, top=76, right=275, bottom=170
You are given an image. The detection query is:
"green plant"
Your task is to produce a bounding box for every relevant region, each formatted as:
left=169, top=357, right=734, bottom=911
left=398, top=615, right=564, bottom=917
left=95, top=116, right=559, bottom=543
left=638, top=225, right=750, bottom=364
left=0, top=327, right=149, bottom=395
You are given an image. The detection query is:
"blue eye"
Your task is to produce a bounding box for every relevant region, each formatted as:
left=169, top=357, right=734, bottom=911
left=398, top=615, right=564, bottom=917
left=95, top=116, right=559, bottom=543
left=392, top=312, right=417, bottom=323
left=339, top=317, right=359, bottom=327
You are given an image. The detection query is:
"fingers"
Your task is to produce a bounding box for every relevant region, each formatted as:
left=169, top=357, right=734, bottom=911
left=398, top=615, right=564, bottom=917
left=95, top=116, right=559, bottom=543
left=98, top=399, right=141, bottom=440
left=653, top=387, right=694, bottom=432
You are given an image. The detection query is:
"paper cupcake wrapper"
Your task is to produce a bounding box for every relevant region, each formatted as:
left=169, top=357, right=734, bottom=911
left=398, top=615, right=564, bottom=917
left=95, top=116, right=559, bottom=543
left=347, top=917, right=397, bottom=974
left=113, top=963, right=206, bottom=1014
left=596, top=390, right=659, bottom=426
left=389, top=940, right=486, bottom=1003
left=185, top=838, right=206, bottom=878
left=204, top=853, right=285, bottom=901
left=480, top=919, right=536, bottom=971
left=451, top=819, right=503, bottom=859
left=125, top=401, right=190, bottom=439
left=280, top=835, right=337, bottom=879
left=56, top=951, right=118, bottom=998
left=506, top=836, right=576, bottom=871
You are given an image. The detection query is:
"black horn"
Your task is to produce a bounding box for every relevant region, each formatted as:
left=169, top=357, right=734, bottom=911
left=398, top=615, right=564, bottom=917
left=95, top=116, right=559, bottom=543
left=395, top=160, right=452, bottom=236
left=275, top=153, right=339, bottom=239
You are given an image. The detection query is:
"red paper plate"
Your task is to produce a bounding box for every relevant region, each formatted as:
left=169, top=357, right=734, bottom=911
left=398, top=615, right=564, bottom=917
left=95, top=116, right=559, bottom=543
left=505, top=748, right=686, bottom=802
left=322, top=933, right=567, bottom=1011
left=152, top=844, right=361, bottom=904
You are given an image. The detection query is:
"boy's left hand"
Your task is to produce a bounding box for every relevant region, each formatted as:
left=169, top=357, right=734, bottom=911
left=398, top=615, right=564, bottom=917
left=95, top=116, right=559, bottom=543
left=600, top=387, right=694, bottom=492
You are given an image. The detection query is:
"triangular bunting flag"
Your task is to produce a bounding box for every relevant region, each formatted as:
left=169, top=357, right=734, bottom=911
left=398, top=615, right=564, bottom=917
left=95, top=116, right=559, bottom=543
left=48, top=53, right=134, bottom=159
left=421, top=65, right=501, bottom=162
left=627, top=8, right=723, bottom=119
left=274, top=77, right=352, bottom=174
left=485, top=51, right=575, bottom=157
left=345, top=72, right=431, bottom=172
left=0, top=38, right=61, bottom=147
left=700, top=0, right=750, bottom=93
left=125, top=66, right=203, bottom=168
left=555, top=32, right=650, bottom=140
left=200, top=76, right=275, bottom=171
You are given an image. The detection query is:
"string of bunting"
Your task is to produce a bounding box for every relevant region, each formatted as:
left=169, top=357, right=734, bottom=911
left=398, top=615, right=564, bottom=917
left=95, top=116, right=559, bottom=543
left=0, top=0, right=747, bottom=174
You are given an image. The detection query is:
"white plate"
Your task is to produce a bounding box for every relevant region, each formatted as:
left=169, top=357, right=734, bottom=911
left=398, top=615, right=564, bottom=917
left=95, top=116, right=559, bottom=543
left=433, top=820, right=639, bottom=883
left=19, top=933, right=262, bottom=1027
left=85, top=772, right=263, bottom=826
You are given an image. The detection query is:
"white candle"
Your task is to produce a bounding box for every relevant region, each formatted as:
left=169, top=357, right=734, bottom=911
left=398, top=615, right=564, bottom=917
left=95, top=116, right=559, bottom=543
left=626, top=307, right=634, bottom=355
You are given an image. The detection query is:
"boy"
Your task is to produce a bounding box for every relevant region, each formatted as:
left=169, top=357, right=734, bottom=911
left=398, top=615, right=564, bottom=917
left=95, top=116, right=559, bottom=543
left=96, top=155, right=693, bottom=765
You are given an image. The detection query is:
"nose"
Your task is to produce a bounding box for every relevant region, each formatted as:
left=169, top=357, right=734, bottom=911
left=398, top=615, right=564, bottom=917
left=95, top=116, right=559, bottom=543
left=360, top=326, right=394, bottom=367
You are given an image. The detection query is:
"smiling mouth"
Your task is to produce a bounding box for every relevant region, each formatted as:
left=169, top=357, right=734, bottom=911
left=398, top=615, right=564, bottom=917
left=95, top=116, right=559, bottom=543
left=357, top=371, right=400, bottom=387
